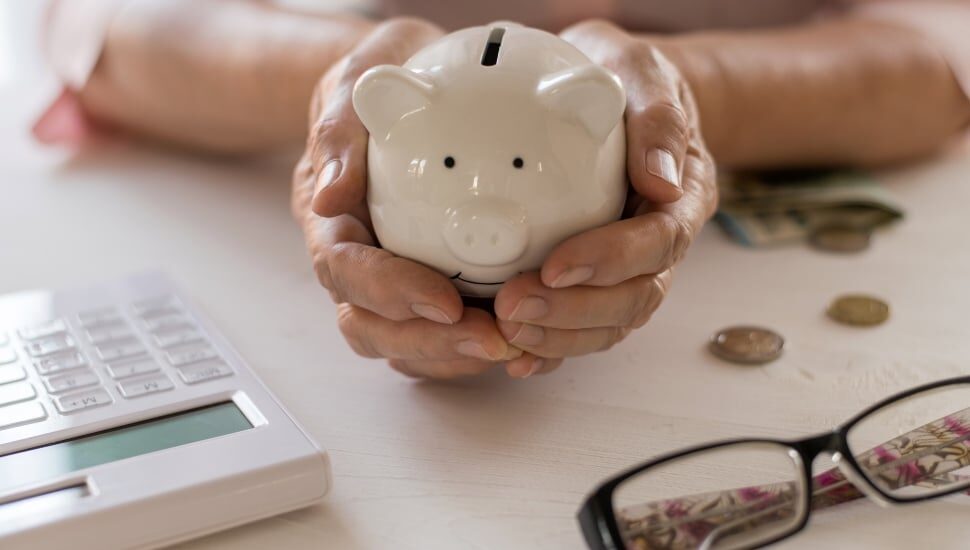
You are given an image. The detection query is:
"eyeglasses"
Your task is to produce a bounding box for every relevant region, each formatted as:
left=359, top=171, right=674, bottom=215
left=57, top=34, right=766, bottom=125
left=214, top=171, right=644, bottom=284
left=578, top=376, right=970, bottom=550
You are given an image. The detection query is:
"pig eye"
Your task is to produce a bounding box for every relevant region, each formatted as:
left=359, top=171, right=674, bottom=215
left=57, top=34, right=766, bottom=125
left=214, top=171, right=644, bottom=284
left=513, top=157, right=524, bottom=169
left=444, top=156, right=456, bottom=169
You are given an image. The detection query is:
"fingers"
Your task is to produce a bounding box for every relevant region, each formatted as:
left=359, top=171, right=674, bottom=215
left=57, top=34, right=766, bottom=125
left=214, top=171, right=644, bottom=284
left=307, top=18, right=443, bottom=219
left=495, top=272, right=669, bottom=330
left=615, top=41, right=692, bottom=204
left=497, top=320, right=632, bottom=359
left=309, top=111, right=369, bottom=219
left=650, top=140, right=720, bottom=234
left=626, top=98, right=691, bottom=203
left=541, top=117, right=714, bottom=290
left=559, top=20, right=691, bottom=204
left=306, top=214, right=464, bottom=323
left=540, top=210, right=693, bottom=288
left=338, top=304, right=521, bottom=362
left=389, top=357, right=496, bottom=379
left=390, top=352, right=561, bottom=380
left=504, top=353, right=564, bottom=379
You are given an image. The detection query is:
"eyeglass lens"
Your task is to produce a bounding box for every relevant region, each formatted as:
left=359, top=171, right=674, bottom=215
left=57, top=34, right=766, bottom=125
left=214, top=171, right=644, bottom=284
left=612, top=442, right=807, bottom=550
left=846, top=383, right=970, bottom=500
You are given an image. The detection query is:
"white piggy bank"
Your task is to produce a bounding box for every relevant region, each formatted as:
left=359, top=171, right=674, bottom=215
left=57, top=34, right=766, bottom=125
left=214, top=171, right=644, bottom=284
left=353, top=23, right=627, bottom=297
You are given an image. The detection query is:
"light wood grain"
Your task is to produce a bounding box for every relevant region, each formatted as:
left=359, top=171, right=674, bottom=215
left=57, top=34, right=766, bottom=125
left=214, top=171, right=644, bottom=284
left=4, top=2, right=970, bottom=548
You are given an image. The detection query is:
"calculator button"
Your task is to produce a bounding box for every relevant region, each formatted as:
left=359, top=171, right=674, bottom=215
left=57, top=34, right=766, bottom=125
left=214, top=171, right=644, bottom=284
left=143, top=314, right=192, bottom=333
left=87, top=325, right=135, bottom=345
left=35, top=352, right=87, bottom=376
left=153, top=328, right=204, bottom=349
left=43, top=371, right=100, bottom=394
left=25, top=336, right=75, bottom=358
left=96, top=342, right=147, bottom=362
left=118, top=375, right=174, bottom=398
left=0, top=348, right=16, bottom=365
left=132, top=297, right=181, bottom=318
left=0, top=365, right=26, bottom=385
left=177, top=361, right=233, bottom=384
left=0, top=401, right=47, bottom=431
left=106, top=358, right=161, bottom=380
left=55, top=390, right=112, bottom=414
left=0, top=383, right=36, bottom=407
left=78, top=308, right=124, bottom=328
left=167, top=347, right=219, bottom=367
left=18, top=319, right=67, bottom=341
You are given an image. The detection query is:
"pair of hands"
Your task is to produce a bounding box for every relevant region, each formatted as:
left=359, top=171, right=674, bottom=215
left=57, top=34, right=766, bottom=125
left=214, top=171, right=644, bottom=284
left=291, top=18, right=717, bottom=379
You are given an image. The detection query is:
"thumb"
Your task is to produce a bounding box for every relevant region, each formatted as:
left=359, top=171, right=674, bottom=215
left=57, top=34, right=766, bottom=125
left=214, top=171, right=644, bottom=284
left=308, top=76, right=369, bottom=219
left=627, top=97, right=691, bottom=204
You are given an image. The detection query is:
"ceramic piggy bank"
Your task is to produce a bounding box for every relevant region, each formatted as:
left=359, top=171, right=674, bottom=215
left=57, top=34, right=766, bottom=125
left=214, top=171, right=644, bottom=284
left=353, top=23, right=627, bottom=297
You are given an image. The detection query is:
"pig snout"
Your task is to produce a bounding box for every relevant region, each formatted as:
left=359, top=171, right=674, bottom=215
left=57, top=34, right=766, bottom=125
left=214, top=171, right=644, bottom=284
left=443, top=199, right=529, bottom=267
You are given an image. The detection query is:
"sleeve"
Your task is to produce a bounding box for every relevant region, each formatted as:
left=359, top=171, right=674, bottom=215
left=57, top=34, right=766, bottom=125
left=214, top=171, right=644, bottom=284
left=43, top=0, right=129, bottom=90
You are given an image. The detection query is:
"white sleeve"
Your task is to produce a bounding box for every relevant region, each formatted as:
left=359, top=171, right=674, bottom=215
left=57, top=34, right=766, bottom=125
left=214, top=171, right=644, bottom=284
left=43, top=0, right=129, bottom=90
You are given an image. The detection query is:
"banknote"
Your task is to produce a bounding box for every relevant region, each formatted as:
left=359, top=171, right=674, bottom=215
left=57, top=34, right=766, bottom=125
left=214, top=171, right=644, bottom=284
left=715, top=170, right=905, bottom=247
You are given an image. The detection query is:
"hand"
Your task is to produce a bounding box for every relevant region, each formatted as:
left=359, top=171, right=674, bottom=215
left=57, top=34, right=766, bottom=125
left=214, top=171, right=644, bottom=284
left=292, top=18, right=522, bottom=379
left=494, top=20, right=718, bottom=378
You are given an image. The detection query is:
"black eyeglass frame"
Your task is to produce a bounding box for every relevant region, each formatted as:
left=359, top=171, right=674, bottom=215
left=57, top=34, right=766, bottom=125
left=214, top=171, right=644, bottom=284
left=578, top=375, right=970, bottom=550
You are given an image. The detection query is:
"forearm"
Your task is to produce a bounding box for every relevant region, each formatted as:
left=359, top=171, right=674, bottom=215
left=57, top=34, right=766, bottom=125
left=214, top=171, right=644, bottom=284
left=655, top=16, right=970, bottom=169
left=77, top=0, right=373, bottom=153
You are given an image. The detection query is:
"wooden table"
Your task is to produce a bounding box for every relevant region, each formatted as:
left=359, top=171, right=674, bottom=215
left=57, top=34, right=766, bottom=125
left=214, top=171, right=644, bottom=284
left=3, top=2, right=970, bottom=548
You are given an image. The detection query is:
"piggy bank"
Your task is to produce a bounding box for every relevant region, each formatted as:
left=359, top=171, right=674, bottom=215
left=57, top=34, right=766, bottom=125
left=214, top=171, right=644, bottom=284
left=353, top=23, right=627, bottom=297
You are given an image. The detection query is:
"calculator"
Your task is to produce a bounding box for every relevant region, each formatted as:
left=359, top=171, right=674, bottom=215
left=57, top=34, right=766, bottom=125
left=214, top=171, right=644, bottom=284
left=0, top=271, right=330, bottom=549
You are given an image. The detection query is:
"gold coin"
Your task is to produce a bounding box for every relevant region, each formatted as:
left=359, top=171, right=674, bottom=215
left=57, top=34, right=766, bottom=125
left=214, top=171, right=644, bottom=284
left=709, top=326, right=785, bottom=365
left=827, top=295, right=890, bottom=326
left=809, top=225, right=872, bottom=254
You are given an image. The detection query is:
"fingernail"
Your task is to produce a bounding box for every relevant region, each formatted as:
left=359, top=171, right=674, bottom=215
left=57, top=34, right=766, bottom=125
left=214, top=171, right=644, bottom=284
left=503, top=346, right=524, bottom=361
left=508, top=296, right=548, bottom=321
left=508, top=323, right=544, bottom=347
left=456, top=340, right=493, bottom=361
left=647, top=148, right=680, bottom=190
left=550, top=266, right=594, bottom=288
left=506, top=361, right=532, bottom=378
left=523, top=357, right=544, bottom=378
left=316, top=159, right=342, bottom=194
left=411, top=303, right=454, bottom=325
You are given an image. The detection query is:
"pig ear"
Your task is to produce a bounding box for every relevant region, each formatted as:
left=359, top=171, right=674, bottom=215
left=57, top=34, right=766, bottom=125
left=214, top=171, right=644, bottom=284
left=537, top=65, right=626, bottom=143
left=352, top=65, right=435, bottom=139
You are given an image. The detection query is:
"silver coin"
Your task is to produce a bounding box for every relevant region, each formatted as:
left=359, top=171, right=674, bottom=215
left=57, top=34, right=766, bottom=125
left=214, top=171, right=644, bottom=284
left=809, top=225, right=872, bottom=254
left=709, top=326, right=785, bottom=365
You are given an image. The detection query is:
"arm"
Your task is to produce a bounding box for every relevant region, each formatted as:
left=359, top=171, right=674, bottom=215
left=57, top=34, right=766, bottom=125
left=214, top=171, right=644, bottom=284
left=651, top=7, right=970, bottom=169
left=66, top=0, right=373, bottom=153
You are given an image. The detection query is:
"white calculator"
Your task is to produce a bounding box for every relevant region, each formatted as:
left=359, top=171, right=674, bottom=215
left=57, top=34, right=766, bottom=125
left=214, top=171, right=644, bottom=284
left=0, top=271, right=330, bottom=549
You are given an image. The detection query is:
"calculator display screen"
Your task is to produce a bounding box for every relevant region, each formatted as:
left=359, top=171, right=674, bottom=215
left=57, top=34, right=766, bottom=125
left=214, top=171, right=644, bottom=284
left=0, top=402, right=251, bottom=493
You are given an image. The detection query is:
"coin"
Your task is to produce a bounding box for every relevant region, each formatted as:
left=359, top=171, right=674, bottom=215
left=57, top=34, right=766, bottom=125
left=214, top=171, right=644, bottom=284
left=809, top=225, right=872, bottom=253
left=709, top=326, right=785, bottom=365
left=827, top=294, right=889, bottom=326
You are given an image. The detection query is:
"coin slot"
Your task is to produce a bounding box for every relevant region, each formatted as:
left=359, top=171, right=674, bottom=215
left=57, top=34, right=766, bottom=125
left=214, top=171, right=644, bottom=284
left=480, top=27, right=506, bottom=67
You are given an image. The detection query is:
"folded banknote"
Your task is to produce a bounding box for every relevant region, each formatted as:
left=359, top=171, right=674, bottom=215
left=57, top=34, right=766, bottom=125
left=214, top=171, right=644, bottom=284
left=715, top=170, right=905, bottom=247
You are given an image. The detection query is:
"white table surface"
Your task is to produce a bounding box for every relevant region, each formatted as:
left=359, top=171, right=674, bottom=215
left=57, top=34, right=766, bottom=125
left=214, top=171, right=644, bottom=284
left=3, top=2, right=970, bottom=549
